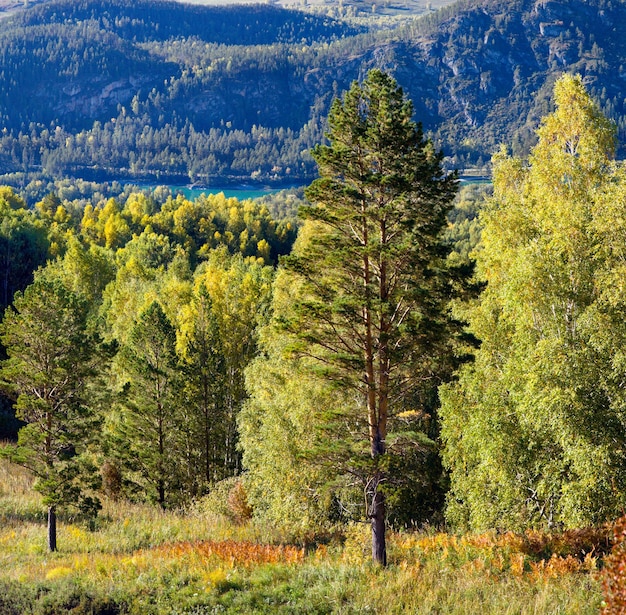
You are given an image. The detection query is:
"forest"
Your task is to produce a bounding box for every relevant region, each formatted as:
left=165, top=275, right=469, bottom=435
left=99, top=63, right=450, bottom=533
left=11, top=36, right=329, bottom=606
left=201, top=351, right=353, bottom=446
left=2, top=65, right=626, bottom=613
left=2, top=0, right=626, bottom=188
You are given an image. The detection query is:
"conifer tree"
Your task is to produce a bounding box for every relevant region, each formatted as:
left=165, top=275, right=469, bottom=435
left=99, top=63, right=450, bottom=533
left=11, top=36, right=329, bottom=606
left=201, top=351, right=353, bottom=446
left=0, top=275, right=102, bottom=551
left=284, top=69, right=458, bottom=565
left=178, top=284, right=228, bottom=494
left=114, top=301, right=181, bottom=508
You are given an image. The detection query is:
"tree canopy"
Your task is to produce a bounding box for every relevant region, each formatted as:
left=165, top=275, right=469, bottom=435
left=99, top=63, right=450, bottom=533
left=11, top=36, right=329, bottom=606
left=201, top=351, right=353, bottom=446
left=440, top=74, right=626, bottom=531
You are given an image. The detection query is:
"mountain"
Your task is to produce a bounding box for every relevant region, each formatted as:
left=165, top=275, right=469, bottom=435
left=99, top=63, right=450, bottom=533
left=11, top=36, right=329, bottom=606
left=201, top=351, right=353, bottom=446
left=0, top=0, right=624, bottom=185
left=392, top=0, right=626, bottom=164
left=0, top=0, right=362, bottom=129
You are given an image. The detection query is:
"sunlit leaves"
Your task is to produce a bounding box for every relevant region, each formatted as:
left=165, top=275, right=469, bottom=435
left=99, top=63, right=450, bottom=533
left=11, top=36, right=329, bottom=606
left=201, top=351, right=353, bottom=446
left=441, top=74, right=626, bottom=531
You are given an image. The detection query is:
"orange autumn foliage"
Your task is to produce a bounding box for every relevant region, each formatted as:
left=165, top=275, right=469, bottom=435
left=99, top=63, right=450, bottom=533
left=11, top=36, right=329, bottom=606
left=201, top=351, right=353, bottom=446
left=148, top=540, right=304, bottom=567
left=602, top=516, right=626, bottom=614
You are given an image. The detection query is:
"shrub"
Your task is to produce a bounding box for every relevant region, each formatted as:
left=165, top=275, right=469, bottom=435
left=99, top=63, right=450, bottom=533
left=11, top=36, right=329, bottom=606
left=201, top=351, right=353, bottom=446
left=0, top=580, right=125, bottom=615
left=227, top=481, right=253, bottom=525
left=190, top=477, right=253, bottom=525
left=191, top=477, right=239, bottom=521
left=602, top=516, right=626, bottom=614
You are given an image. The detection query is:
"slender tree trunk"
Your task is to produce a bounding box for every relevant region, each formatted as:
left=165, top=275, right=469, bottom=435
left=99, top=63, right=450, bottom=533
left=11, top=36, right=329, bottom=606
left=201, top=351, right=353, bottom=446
left=369, top=428, right=387, bottom=566
left=371, top=487, right=387, bottom=566
left=157, top=402, right=166, bottom=509
left=48, top=505, right=57, bottom=552
left=158, top=481, right=165, bottom=509
left=3, top=240, right=10, bottom=308
left=204, top=375, right=211, bottom=485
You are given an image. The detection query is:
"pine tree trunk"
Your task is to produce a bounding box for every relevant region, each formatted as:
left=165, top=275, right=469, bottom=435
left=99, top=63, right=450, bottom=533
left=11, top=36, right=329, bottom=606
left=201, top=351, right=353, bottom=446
left=48, top=505, right=57, bottom=552
left=158, top=480, right=165, bottom=509
left=371, top=487, right=387, bottom=566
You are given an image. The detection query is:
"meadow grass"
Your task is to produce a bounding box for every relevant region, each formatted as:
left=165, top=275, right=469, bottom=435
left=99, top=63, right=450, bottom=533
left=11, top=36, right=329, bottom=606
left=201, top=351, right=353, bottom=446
left=0, top=456, right=603, bottom=614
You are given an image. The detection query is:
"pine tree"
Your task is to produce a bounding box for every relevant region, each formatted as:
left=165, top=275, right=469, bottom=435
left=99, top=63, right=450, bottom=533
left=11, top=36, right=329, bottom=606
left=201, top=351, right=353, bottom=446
left=0, top=275, right=102, bottom=551
left=283, top=69, right=458, bottom=565
left=114, top=301, right=181, bottom=508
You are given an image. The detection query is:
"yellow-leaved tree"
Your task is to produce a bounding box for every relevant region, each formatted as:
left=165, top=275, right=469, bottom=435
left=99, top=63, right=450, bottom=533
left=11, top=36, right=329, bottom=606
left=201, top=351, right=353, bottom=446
left=441, top=74, right=626, bottom=530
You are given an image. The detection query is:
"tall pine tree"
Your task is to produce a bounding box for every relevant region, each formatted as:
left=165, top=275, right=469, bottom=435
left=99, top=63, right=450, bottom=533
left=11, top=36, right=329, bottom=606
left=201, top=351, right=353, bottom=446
left=283, top=69, right=458, bottom=565
left=0, top=275, right=102, bottom=551
left=113, top=301, right=181, bottom=508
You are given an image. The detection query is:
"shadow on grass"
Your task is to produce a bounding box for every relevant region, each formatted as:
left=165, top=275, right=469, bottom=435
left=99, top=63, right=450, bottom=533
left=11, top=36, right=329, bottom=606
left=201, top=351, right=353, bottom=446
left=0, top=508, right=47, bottom=525
left=0, top=579, right=127, bottom=615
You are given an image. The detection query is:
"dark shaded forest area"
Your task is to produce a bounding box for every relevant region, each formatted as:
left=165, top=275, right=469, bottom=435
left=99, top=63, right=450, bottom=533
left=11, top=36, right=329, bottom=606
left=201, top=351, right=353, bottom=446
left=0, top=0, right=626, bottom=186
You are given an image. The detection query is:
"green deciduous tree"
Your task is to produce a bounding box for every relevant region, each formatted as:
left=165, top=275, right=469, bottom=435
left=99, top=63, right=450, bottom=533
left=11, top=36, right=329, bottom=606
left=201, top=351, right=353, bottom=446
left=440, top=74, right=626, bottom=531
left=101, top=230, right=189, bottom=346
left=0, top=273, right=103, bottom=551
left=240, top=268, right=353, bottom=537
left=282, top=70, right=458, bottom=564
left=42, top=235, right=117, bottom=310
left=193, top=249, right=274, bottom=476
left=0, top=187, right=49, bottom=312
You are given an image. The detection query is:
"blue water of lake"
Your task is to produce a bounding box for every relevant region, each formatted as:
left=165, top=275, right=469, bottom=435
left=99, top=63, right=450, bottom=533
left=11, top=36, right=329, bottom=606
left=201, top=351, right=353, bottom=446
left=136, top=184, right=294, bottom=200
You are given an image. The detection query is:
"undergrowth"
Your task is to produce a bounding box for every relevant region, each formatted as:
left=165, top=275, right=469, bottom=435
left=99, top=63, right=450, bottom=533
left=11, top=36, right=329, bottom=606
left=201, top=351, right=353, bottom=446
left=0, top=456, right=604, bottom=614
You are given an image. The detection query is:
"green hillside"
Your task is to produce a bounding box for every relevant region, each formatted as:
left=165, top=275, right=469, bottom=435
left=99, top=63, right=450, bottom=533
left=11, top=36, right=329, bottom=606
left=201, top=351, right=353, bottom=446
left=0, top=0, right=624, bottom=184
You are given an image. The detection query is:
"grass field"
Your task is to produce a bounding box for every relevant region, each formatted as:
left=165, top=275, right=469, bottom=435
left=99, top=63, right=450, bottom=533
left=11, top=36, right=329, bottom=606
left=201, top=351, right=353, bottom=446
left=0, top=456, right=605, bottom=614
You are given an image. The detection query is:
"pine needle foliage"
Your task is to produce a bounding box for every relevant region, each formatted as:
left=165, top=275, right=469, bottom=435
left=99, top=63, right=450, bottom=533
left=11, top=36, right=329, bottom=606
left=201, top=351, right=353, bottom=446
left=282, top=69, right=459, bottom=564
left=0, top=274, right=103, bottom=551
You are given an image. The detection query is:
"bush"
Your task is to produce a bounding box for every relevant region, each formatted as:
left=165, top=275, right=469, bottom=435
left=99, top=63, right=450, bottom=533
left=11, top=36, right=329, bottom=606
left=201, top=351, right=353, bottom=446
left=0, top=581, right=34, bottom=615
left=191, top=476, right=253, bottom=525
left=602, top=516, right=626, bottom=614
left=226, top=481, right=253, bottom=525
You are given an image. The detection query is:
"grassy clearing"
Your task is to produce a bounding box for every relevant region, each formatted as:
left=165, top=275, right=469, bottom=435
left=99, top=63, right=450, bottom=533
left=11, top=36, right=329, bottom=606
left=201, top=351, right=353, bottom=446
left=0, top=456, right=603, bottom=615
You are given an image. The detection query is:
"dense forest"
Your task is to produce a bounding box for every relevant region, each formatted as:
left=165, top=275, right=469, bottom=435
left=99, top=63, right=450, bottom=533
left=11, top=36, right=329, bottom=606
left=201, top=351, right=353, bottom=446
left=1, top=61, right=624, bottom=567
left=2, top=66, right=619, bottom=534
left=0, top=182, right=300, bottom=498
left=0, top=0, right=626, bottom=186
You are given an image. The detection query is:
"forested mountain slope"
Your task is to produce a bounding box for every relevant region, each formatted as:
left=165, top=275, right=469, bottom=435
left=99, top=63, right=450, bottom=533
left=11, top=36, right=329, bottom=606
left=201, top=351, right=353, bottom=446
left=0, top=0, right=361, bottom=130
left=395, top=0, right=626, bottom=163
left=0, top=0, right=624, bottom=184
left=14, top=0, right=360, bottom=44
